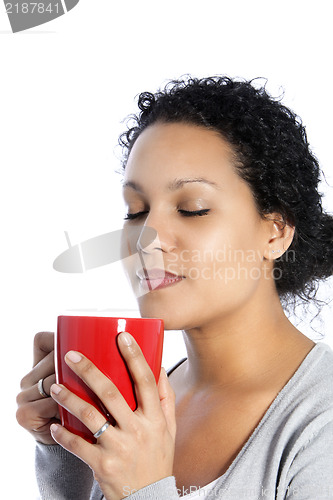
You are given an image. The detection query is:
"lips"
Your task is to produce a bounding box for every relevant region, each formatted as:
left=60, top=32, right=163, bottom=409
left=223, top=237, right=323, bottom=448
left=136, top=268, right=184, bottom=291
left=137, top=268, right=179, bottom=279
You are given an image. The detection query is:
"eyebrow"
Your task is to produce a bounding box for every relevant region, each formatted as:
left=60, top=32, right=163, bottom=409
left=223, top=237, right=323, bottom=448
left=122, top=177, right=220, bottom=192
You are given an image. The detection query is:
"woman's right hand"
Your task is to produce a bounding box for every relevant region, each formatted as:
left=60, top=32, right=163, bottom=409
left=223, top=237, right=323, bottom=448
left=16, top=331, right=60, bottom=445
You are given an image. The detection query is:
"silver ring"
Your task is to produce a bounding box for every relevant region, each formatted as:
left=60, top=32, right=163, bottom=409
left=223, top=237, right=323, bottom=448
left=37, top=378, right=49, bottom=398
left=93, top=421, right=111, bottom=439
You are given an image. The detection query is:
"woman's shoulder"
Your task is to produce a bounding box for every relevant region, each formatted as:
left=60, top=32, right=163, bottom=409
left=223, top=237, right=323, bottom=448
left=293, top=341, right=333, bottom=393
left=270, top=341, right=333, bottom=424
left=304, top=341, right=333, bottom=403
left=313, top=340, right=333, bottom=367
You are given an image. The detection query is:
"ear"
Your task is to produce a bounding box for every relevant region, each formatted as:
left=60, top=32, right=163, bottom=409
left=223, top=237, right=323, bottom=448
left=262, top=213, right=295, bottom=261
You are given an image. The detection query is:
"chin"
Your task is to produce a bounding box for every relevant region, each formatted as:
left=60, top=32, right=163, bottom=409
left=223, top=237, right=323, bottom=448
left=136, top=295, right=199, bottom=332
left=136, top=298, right=177, bottom=329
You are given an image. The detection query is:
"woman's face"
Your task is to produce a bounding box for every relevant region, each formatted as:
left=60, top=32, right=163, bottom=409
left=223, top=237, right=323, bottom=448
left=122, top=122, right=275, bottom=331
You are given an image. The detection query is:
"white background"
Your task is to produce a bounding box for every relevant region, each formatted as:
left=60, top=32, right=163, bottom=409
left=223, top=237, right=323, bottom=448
left=0, top=1, right=332, bottom=498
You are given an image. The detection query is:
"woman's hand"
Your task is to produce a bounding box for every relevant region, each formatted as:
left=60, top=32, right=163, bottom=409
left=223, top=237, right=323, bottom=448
left=49, top=331, right=176, bottom=500
left=16, top=331, right=60, bottom=445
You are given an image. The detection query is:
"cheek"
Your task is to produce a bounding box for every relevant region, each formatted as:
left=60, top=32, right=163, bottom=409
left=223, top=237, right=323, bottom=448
left=184, top=222, right=265, bottom=293
left=220, top=215, right=265, bottom=261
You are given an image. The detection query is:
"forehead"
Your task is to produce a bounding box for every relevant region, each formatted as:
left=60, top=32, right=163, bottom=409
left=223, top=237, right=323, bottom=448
left=124, top=122, right=239, bottom=186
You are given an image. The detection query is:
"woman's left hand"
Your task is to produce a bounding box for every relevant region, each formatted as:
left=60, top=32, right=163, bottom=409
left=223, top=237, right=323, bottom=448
left=49, top=331, right=176, bottom=500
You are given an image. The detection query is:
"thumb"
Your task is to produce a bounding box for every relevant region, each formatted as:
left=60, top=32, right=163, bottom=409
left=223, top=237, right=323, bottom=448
left=157, top=367, right=176, bottom=439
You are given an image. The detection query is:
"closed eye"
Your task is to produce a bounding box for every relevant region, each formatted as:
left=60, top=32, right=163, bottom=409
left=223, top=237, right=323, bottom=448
left=124, top=208, right=210, bottom=220
left=178, top=209, right=210, bottom=217
left=124, top=211, right=149, bottom=220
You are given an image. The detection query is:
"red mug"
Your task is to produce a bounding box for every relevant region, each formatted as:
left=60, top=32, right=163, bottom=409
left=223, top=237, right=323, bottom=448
left=55, top=315, right=164, bottom=442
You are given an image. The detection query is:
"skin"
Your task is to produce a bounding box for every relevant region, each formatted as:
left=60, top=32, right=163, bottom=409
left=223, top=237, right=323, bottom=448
left=122, top=122, right=315, bottom=488
left=16, top=122, right=315, bottom=498
left=16, top=331, right=176, bottom=500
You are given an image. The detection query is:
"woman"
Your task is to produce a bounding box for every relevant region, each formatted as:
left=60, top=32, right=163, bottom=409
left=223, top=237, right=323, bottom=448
left=17, top=76, right=333, bottom=499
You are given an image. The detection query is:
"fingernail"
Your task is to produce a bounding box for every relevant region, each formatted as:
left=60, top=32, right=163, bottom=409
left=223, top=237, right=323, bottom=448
left=50, top=423, right=59, bottom=434
left=50, top=384, right=62, bottom=395
left=65, top=351, right=82, bottom=363
left=120, top=331, right=132, bottom=346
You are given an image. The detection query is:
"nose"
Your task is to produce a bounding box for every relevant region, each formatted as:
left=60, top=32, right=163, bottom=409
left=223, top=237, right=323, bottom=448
left=136, top=209, right=176, bottom=255
left=136, top=225, right=162, bottom=254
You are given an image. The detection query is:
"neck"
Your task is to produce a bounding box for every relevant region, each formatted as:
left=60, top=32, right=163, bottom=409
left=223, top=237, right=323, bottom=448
left=181, top=286, right=313, bottom=391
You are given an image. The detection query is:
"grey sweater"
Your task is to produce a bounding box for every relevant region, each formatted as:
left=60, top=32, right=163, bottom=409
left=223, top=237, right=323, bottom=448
left=36, top=342, right=333, bottom=499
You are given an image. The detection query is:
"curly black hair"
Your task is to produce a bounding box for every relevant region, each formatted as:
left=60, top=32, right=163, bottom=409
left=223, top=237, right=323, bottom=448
left=119, top=76, right=333, bottom=311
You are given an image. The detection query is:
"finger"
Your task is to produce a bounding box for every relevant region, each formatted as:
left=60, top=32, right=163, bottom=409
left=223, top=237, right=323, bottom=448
left=117, top=332, right=161, bottom=416
left=50, top=383, right=111, bottom=439
left=63, top=351, right=133, bottom=428
left=50, top=422, right=98, bottom=468
left=33, top=331, right=55, bottom=366
left=17, top=374, right=56, bottom=404
left=36, top=373, right=56, bottom=399
left=157, top=368, right=176, bottom=439
left=16, top=397, right=59, bottom=432
left=30, top=416, right=61, bottom=444
left=21, top=351, right=55, bottom=389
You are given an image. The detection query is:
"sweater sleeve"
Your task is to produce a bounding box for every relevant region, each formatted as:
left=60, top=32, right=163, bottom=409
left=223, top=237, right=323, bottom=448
left=35, top=443, right=179, bottom=500
left=284, top=420, right=333, bottom=500
left=35, top=442, right=95, bottom=500
left=124, top=476, right=180, bottom=500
